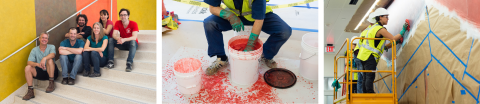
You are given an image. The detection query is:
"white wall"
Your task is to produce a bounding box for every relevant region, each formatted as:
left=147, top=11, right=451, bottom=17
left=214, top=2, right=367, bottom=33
left=324, top=53, right=345, bottom=77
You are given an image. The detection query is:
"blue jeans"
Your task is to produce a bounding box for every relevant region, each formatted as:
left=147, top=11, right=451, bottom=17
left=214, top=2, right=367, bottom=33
left=108, top=38, right=138, bottom=64
left=83, top=51, right=108, bottom=74
left=60, top=55, right=83, bottom=79
left=203, top=12, right=292, bottom=59
left=354, top=54, right=364, bottom=93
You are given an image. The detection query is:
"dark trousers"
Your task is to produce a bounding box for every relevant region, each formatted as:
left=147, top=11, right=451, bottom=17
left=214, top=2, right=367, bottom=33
left=203, top=12, right=292, bottom=59
left=361, top=54, right=377, bottom=93
left=108, top=38, right=138, bottom=64
left=83, top=51, right=108, bottom=74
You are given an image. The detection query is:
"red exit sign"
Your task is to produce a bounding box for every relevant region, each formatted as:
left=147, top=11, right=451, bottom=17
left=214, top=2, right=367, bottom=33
left=325, top=46, right=335, bottom=52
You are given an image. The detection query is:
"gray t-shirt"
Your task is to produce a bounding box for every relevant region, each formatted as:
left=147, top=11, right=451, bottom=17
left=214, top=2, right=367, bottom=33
left=28, top=44, right=56, bottom=64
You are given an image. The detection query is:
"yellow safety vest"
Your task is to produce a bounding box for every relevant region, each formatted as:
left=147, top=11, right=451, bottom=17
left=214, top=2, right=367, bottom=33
left=357, top=23, right=386, bottom=63
left=222, top=0, right=273, bottom=22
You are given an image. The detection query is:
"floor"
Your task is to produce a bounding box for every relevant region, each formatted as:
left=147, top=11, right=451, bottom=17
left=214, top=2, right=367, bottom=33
left=161, top=21, right=319, bottom=103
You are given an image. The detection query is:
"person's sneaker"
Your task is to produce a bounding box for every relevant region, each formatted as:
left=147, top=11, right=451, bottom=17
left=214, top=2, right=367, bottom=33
left=106, top=60, right=115, bottom=69
left=83, top=71, right=90, bottom=77
left=126, top=62, right=133, bottom=72
left=206, top=58, right=228, bottom=76
left=22, top=87, right=34, bottom=100
left=61, top=78, right=68, bottom=85
left=68, top=77, right=75, bottom=85
left=45, top=80, right=55, bottom=93
left=261, top=55, right=277, bottom=68
left=89, top=73, right=101, bottom=77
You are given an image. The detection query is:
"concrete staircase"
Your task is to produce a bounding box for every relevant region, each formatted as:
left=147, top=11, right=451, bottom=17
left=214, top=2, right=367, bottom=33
left=13, top=30, right=157, bottom=104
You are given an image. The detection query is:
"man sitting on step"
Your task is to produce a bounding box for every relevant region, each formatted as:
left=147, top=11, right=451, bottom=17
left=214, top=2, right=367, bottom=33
left=59, top=27, right=85, bottom=85
left=107, top=8, right=139, bottom=72
left=23, top=32, right=59, bottom=100
left=65, top=14, right=92, bottom=40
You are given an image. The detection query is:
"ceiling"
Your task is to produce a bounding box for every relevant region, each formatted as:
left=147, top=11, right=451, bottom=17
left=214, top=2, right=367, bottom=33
left=324, top=0, right=390, bottom=54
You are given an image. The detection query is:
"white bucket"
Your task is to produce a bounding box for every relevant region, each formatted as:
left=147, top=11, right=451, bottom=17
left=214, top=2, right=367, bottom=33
left=228, top=35, right=263, bottom=86
left=233, top=26, right=253, bottom=36
left=173, top=58, right=203, bottom=94
left=299, top=33, right=318, bottom=80
left=177, top=81, right=202, bottom=95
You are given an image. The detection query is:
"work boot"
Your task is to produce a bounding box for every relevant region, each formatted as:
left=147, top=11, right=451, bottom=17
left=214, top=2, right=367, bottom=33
left=89, top=73, right=101, bottom=77
left=206, top=58, right=228, bottom=76
left=68, top=77, right=75, bottom=85
left=45, top=79, right=55, bottom=93
left=61, top=78, right=68, bottom=85
left=83, top=71, right=90, bottom=77
left=261, top=55, right=277, bottom=68
left=106, top=60, right=114, bottom=69
left=126, top=62, right=133, bottom=72
left=22, top=87, right=35, bottom=100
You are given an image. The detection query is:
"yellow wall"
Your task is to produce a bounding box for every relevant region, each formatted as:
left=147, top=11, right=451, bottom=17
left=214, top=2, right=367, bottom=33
left=117, top=0, right=156, bottom=30
left=0, top=0, right=37, bottom=101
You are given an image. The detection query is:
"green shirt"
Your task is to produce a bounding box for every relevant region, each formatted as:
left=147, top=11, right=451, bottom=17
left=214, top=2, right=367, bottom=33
left=28, top=44, right=56, bottom=65
left=87, top=35, right=108, bottom=57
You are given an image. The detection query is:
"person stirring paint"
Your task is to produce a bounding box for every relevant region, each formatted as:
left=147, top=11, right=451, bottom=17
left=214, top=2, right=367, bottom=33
left=356, top=8, right=407, bottom=93
left=203, top=0, right=292, bottom=75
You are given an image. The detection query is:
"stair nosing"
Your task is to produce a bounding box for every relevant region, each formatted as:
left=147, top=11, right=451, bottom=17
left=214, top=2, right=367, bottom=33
left=53, top=81, right=148, bottom=104
left=34, top=88, right=86, bottom=104
left=90, top=76, right=156, bottom=91
left=115, top=58, right=157, bottom=64
left=104, top=67, right=156, bottom=76
left=16, top=95, right=41, bottom=104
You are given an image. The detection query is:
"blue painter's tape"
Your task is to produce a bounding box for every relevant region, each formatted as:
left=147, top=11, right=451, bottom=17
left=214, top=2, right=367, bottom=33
left=415, top=86, right=417, bottom=88
left=427, top=73, right=429, bottom=76
left=431, top=32, right=467, bottom=67
left=462, top=90, right=466, bottom=95
left=462, top=39, right=474, bottom=80
left=376, top=68, right=392, bottom=93
left=432, top=55, right=479, bottom=102
left=398, top=59, right=432, bottom=102
left=453, top=101, right=455, bottom=103
left=397, top=34, right=429, bottom=77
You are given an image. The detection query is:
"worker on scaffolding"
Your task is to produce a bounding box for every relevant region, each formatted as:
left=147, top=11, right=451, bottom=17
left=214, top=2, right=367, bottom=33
left=355, top=8, right=407, bottom=93
left=344, top=36, right=359, bottom=94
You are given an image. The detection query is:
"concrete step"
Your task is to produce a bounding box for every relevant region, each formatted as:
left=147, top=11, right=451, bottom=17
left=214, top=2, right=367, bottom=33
left=34, top=81, right=143, bottom=104
left=137, top=41, right=156, bottom=52
left=14, top=87, right=83, bottom=104
left=113, top=49, right=156, bottom=62
left=113, top=59, right=156, bottom=75
left=57, top=66, right=156, bottom=89
left=74, top=75, right=156, bottom=103
left=137, top=33, right=156, bottom=42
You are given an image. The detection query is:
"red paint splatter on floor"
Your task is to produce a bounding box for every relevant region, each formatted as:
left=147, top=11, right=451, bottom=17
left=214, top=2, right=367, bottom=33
left=229, top=39, right=261, bottom=51
left=186, top=70, right=280, bottom=103
left=174, top=58, right=201, bottom=73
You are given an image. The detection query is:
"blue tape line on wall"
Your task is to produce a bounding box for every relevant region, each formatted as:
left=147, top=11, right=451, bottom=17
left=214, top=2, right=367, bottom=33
left=462, top=90, right=466, bottom=95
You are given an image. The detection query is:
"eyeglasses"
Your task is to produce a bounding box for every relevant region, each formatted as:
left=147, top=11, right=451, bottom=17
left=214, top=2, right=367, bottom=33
left=382, top=15, right=389, bottom=19
left=120, top=14, right=128, bottom=17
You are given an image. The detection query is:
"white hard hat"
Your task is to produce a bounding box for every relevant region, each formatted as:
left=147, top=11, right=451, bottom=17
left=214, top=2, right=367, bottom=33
left=351, top=36, right=359, bottom=44
left=368, top=8, right=389, bottom=23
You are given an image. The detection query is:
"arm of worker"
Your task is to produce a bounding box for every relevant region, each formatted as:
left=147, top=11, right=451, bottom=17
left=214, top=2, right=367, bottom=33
left=97, top=39, right=108, bottom=57
left=28, top=61, right=42, bottom=69
left=377, top=28, right=402, bottom=42
left=40, top=53, right=55, bottom=69
left=60, top=47, right=84, bottom=55
left=112, top=30, right=120, bottom=40
left=207, top=0, right=244, bottom=32
left=243, top=20, right=264, bottom=51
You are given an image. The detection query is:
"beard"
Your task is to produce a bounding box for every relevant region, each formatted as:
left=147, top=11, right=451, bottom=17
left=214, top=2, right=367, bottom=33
left=78, top=23, right=85, bottom=27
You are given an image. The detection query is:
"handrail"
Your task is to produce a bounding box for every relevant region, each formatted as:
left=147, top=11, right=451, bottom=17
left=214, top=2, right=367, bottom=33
left=0, top=0, right=98, bottom=63
left=333, top=37, right=398, bottom=104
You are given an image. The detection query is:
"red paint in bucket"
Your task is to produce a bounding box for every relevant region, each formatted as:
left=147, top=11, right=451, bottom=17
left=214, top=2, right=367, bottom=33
left=229, top=39, right=262, bottom=51
left=174, top=58, right=202, bottom=73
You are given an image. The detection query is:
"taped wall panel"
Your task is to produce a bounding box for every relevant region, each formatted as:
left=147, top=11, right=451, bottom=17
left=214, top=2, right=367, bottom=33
left=373, top=0, right=480, bottom=103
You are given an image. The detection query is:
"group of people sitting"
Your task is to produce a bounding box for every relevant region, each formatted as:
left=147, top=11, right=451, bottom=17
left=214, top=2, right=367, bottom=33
left=22, top=8, right=140, bottom=100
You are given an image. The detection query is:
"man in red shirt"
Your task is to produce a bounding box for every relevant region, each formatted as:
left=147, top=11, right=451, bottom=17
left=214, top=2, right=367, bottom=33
left=107, top=8, right=139, bottom=72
